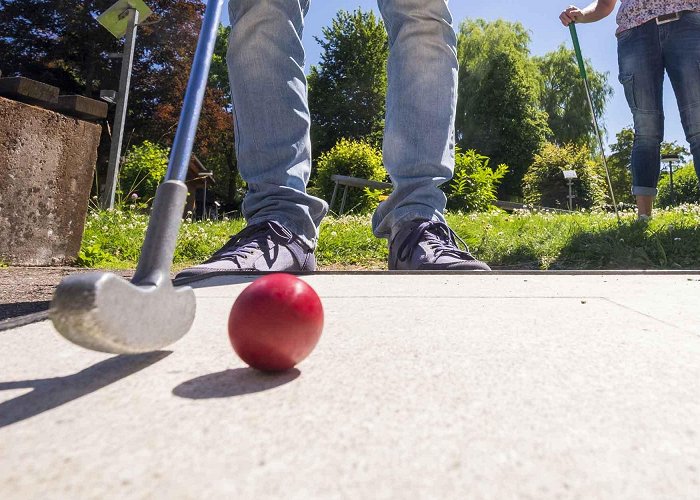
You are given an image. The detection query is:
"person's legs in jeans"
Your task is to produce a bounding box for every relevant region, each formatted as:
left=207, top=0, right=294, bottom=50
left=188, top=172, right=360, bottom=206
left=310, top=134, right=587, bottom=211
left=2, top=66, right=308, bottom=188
left=374, top=0, right=489, bottom=270
left=664, top=12, right=700, bottom=191
left=617, top=21, right=665, bottom=216
left=176, top=0, right=327, bottom=278
left=229, top=0, right=327, bottom=245
left=373, top=0, right=455, bottom=238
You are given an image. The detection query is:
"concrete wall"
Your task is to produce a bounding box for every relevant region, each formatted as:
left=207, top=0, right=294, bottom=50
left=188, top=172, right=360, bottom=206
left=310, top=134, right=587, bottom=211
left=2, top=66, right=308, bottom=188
left=0, top=96, right=101, bottom=265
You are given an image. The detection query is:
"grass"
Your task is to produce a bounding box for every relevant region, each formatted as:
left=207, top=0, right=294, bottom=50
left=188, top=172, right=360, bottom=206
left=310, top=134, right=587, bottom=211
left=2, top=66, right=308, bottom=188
left=78, top=205, right=700, bottom=270
left=449, top=206, right=700, bottom=269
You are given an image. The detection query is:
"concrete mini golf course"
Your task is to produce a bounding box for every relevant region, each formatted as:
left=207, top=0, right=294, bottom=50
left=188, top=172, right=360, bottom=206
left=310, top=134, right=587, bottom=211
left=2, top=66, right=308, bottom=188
left=1, top=273, right=699, bottom=498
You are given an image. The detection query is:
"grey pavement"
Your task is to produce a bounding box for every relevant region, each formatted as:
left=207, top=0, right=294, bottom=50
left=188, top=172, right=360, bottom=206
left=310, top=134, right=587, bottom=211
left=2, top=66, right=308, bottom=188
left=1, top=273, right=699, bottom=499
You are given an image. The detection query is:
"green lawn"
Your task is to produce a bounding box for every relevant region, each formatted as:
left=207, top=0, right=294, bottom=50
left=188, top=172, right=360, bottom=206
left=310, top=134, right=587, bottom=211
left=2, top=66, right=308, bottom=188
left=78, top=205, right=700, bottom=270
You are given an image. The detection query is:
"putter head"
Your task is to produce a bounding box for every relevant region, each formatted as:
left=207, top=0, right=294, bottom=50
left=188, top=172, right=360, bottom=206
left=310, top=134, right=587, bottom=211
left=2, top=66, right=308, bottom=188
left=50, top=272, right=196, bottom=354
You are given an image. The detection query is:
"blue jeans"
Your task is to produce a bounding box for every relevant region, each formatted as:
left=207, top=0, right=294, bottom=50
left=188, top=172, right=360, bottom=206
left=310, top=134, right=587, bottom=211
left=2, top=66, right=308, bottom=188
left=617, top=12, right=700, bottom=196
left=227, top=0, right=456, bottom=248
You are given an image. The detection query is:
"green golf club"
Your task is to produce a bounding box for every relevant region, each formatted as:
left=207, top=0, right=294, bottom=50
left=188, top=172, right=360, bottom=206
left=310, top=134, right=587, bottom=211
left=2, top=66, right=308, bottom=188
left=569, top=22, right=620, bottom=222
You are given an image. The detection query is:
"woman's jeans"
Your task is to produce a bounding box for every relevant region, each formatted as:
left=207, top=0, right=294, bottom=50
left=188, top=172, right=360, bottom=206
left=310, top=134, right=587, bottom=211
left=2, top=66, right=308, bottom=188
left=617, top=11, right=700, bottom=196
left=227, top=0, right=456, bottom=248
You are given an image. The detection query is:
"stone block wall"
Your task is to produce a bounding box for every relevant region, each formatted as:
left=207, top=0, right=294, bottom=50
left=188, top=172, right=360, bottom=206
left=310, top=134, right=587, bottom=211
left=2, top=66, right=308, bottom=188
left=0, top=96, right=102, bottom=265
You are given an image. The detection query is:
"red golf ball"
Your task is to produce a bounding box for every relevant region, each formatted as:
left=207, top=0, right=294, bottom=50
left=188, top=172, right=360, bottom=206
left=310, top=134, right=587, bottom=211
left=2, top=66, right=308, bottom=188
left=228, top=274, right=324, bottom=372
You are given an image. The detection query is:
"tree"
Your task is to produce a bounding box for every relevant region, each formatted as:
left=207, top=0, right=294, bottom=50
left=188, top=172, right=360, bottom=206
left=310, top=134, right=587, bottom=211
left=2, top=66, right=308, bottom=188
left=0, top=0, right=119, bottom=95
left=0, top=0, right=239, bottom=204
left=308, top=9, right=389, bottom=157
left=146, top=20, right=237, bottom=207
left=210, top=24, right=232, bottom=104
left=456, top=19, right=550, bottom=199
left=535, top=45, right=612, bottom=147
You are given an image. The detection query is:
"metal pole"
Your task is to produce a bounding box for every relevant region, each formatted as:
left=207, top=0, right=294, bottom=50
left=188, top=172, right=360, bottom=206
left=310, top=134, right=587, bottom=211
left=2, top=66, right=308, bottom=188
left=669, top=160, right=675, bottom=205
left=101, top=8, right=139, bottom=209
left=340, top=185, right=349, bottom=215
left=330, top=181, right=339, bottom=212
left=202, top=177, right=207, bottom=220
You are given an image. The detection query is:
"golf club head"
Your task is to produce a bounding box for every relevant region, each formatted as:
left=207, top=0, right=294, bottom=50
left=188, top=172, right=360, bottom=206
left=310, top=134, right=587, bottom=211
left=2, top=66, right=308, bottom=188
left=50, top=272, right=196, bottom=354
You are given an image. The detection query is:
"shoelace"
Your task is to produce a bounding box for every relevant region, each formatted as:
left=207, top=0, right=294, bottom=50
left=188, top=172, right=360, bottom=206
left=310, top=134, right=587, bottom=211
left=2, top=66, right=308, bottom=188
left=396, top=221, right=475, bottom=263
left=207, top=221, right=295, bottom=265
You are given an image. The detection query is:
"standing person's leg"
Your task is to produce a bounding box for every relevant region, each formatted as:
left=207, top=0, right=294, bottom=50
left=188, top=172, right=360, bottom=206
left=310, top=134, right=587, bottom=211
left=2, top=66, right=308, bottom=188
left=375, top=0, right=489, bottom=271
left=617, top=21, right=665, bottom=217
left=177, top=0, right=327, bottom=279
left=663, top=12, right=700, bottom=192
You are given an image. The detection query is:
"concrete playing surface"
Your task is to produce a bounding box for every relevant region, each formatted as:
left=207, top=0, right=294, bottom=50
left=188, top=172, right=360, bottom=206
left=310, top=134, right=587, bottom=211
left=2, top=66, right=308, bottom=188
left=1, top=273, right=699, bottom=498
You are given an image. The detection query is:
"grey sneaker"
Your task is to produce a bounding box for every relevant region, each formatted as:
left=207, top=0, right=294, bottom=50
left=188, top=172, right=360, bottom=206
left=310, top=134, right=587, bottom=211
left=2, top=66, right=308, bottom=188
left=389, top=219, right=491, bottom=271
left=175, top=220, right=316, bottom=280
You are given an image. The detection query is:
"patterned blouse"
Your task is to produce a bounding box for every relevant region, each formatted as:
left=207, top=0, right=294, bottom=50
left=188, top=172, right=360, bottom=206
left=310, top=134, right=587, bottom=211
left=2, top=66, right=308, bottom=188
left=616, top=0, right=700, bottom=32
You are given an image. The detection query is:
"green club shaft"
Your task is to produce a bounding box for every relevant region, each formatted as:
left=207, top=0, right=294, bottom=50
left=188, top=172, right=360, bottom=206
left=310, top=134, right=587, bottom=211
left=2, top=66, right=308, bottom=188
left=569, top=22, right=588, bottom=81
left=569, top=23, right=620, bottom=221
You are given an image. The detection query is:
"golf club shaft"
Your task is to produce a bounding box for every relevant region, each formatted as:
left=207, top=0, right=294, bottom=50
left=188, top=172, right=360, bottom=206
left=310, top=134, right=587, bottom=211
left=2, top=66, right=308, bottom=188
left=569, top=23, right=620, bottom=221
left=132, top=0, right=225, bottom=285
left=166, top=0, right=225, bottom=182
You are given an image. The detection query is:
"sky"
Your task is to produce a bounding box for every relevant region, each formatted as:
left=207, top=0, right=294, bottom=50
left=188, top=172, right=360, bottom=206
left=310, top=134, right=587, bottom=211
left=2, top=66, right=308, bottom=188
left=218, top=0, right=688, bottom=150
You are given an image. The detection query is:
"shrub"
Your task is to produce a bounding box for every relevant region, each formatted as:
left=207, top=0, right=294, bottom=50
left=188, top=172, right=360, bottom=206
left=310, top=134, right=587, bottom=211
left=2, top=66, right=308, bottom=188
left=119, top=141, right=170, bottom=202
left=314, top=138, right=387, bottom=214
left=522, top=142, right=607, bottom=209
left=657, top=164, right=700, bottom=206
left=442, top=149, right=508, bottom=212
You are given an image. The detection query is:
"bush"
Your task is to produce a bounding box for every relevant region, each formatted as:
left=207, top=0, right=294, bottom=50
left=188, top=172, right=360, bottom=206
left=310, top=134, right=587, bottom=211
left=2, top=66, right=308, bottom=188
left=314, top=138, right=387, bottom=214
left=523, top=142, right=607, bottom=209
left=442, top=149, right=508, bottom=212
left=119, top=141, right=170, bottom=202
left=657, top=164, right=700, bottom=206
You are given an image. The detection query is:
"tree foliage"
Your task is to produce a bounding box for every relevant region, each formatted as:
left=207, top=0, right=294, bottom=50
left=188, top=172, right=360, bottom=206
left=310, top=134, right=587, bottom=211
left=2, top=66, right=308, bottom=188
left=0, top=0, right=118, bottom=94
left=0, top=0, right=238, bottom=204
left=119, top=140, right=169, bottom=201
left=456, top=19, right=550, bottom=199
left=535, top=45, right=612, bottom=147
left=147, top=20, right=236, bottom=206
left=523, top=142, right=607, bottom=209
left=308, top=9, right=388, bottom=157
left=658, top=164, right=700, bottom=206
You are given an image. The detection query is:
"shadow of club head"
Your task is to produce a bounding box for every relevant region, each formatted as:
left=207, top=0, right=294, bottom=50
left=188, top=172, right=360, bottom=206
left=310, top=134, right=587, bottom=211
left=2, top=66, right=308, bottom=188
left=49, top=272, right=196, bottom=354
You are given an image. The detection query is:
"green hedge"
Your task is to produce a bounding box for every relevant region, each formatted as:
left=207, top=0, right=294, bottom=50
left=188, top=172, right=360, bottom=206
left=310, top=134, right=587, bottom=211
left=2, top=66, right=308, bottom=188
left=657, top=164, right=700, bottom=206
left=313, top=138, right=387, bottom=214
left=442, top=149, right=508, bottom=212
left=522, top=142, right=607, bottom=209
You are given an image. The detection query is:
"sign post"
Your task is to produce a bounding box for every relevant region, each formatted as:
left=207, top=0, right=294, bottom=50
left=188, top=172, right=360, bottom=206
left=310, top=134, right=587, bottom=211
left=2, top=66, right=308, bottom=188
left=98, top=0, right=153, bottom=209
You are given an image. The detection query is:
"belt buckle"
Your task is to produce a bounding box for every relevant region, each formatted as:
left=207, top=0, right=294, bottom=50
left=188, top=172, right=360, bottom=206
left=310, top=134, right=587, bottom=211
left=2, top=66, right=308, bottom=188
left=656, top=12, right=681, bottom=25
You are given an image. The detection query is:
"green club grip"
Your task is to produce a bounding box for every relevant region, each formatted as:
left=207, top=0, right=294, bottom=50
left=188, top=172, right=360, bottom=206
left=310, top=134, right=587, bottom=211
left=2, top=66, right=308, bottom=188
left=569, top=23, right=588, bottom=80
